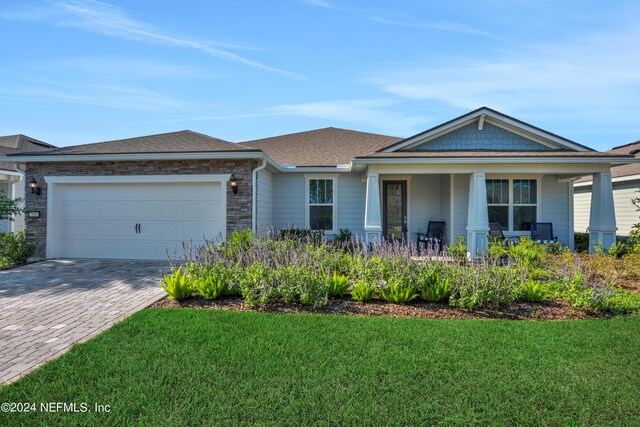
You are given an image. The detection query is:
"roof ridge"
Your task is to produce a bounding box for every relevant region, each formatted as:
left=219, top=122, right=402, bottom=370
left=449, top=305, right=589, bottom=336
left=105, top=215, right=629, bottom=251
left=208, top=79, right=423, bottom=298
left=239, top=127, right=400, bottom=144
left=610, top=140, right=640, bottom=151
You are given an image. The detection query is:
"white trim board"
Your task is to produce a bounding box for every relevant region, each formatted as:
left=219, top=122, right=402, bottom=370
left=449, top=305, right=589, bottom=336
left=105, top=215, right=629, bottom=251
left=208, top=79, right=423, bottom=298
left=573, top=173, right=640, bottom=187
left=44, top=174, right=231, bottom=184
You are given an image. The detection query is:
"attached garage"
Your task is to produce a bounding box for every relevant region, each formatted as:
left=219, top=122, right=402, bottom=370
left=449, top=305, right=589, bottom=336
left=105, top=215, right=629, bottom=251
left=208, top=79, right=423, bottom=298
left=4, top=130, right=265, bottom=260
left=46, top=175, right=227, bottom=260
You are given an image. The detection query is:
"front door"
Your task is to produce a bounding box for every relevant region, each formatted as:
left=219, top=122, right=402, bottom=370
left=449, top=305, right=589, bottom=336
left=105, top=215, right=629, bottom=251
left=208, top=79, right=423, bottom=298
left=383, top=181, right=407, bottom=241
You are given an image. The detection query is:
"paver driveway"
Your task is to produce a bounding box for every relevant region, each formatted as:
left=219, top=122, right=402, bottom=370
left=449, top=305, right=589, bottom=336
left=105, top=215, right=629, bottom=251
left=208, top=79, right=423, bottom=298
left=0, top=259, right=169, bottom=385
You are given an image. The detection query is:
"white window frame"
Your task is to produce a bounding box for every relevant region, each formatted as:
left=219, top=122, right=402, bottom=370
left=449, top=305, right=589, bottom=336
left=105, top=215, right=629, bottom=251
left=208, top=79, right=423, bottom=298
left=486, top=175, right=542, bottom=235
left=304, top=174, right=339, bottom=235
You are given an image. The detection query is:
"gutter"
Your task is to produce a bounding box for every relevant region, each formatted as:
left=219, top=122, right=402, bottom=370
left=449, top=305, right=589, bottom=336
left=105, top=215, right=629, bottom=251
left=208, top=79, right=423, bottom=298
left=252, top=159, right=268, bottom=234
left=351, top=156, right=638, bottom=165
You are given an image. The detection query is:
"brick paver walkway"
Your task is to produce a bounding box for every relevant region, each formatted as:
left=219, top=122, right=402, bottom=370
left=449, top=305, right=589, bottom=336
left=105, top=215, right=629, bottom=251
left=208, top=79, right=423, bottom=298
left=0, top=259, right=169, bottom=385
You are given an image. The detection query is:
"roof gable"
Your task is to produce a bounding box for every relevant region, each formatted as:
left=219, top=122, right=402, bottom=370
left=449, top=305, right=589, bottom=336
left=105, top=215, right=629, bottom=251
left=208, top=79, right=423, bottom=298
left=408, top=122, right=553, bottom=152
left=380, top=107, right=593, bottom=153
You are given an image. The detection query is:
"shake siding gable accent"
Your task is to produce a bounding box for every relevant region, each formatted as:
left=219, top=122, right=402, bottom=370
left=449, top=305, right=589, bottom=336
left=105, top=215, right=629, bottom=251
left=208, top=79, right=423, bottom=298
left=540, top=175, right=570, bottom=245
left=409, top=122, right=552, bottom=152
left=256, top=169, right=273, bottom=235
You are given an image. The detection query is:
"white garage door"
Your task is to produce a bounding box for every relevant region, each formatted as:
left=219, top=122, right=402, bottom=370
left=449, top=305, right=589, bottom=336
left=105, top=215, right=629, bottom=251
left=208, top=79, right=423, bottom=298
left=50, top=181, right=225, bottom=260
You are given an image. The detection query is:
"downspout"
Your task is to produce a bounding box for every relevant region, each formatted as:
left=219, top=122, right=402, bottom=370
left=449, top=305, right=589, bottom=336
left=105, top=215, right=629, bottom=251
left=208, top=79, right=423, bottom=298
left=252, top=159, right=267, bottom=234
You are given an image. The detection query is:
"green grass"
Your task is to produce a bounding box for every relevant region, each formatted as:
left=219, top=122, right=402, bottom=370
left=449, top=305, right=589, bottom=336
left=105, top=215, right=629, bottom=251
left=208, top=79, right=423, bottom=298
left=1, top=310, right=639, bottom=426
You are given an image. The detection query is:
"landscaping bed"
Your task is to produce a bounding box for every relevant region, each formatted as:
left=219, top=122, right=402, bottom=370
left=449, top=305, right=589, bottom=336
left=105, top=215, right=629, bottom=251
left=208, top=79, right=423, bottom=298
left=160, top=230, right=640, bottom=317
left=152, top=295, right=606, bottom=320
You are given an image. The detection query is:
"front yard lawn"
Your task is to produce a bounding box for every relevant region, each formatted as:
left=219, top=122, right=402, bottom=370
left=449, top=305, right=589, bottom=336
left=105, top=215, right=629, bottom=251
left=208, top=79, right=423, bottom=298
left=1, top=310, right=639, bottom=425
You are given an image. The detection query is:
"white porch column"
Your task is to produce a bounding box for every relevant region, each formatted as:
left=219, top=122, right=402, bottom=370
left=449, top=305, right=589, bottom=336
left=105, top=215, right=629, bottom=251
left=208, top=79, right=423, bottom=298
left=589, top=171, right=616, bottom=252
left=466, top=172, right=489, bottom=258
left=364, top=172, right=382, bottom=243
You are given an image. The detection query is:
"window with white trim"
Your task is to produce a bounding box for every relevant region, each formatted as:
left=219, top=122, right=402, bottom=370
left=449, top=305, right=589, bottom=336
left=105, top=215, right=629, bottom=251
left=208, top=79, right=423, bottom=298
left=486, top=178, right=538, bottom=232
left=308, top=179, right=334, bottom=231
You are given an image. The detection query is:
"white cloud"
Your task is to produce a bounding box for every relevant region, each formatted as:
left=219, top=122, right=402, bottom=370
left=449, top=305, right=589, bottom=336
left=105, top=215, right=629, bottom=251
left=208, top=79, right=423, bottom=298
left=301, top=0, right=342, bottom=10
left=368, top=27, right=640, bottom=121
left=0, top=80, right=185, bottom=112
left=370, top=17, right=496, bottom=38
left=1, top=0, right=304, bottom=80
left=55, top=57, right=212, bottom=80
left=268, top=99, right=430, bottom=135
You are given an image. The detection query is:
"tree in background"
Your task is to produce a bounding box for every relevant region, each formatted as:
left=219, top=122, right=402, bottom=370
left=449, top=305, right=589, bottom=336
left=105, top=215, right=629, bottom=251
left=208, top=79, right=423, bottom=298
left=0, top=191, right=23, bottom=222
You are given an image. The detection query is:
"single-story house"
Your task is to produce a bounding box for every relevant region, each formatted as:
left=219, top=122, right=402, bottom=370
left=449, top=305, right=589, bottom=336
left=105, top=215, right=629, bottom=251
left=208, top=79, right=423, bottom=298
left=3, top=107, right=637, bottom=260
left=574, top=140, right=640, bottom=236
left=0, top=134, right=55, bottom=233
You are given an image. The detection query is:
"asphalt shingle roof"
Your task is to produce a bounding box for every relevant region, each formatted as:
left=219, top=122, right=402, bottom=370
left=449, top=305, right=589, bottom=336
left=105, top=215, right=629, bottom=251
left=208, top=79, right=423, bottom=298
left=575, top=140, right=640, bottom=183
left=10, top=130, right=257, bottom=156
left=0, top=134, right=55, bottom=170
left=239, top=127, right=402, bottom=166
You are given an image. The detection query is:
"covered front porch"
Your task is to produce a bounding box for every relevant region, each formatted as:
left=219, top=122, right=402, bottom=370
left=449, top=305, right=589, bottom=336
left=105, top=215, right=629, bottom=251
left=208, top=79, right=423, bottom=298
left=363, top=165, right=617, bottom=256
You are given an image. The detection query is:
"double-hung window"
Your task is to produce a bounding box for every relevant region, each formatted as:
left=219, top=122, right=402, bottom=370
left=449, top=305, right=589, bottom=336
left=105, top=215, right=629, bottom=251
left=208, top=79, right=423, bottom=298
left=486, top=178, right=538, bottom=232
left=306, top=176, right=337, bottom=232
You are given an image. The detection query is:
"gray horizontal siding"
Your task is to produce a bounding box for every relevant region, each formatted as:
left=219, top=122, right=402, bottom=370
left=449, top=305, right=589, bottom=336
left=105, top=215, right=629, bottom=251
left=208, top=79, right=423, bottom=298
left=271, top=172, right=366, bottom=237
left=574, top=181, right=640, bottom=236
left=272, top=173, right=305, bottom=230
left=541, top=175, right=570, bottom=245
left=256, top=169, right=273, bottom=235
left=337, top=173, right=366, bottom=237
left=573, top=187, right=591, bottom=233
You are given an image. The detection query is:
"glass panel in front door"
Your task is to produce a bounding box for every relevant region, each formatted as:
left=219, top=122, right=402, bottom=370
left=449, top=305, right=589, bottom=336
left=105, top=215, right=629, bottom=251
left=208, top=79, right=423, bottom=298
left=385, top=182, right=406, bottom=240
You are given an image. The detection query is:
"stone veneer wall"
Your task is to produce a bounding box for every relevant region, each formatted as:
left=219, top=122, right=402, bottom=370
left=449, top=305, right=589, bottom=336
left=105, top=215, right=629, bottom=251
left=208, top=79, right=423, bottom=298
left=25, top=159, right=256, bottom=258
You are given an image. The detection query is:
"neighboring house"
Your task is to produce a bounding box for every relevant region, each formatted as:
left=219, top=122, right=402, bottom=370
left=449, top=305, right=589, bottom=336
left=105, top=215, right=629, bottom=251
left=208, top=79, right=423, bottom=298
left=0, top=134, right=55, bottom=233
left=574, top=141, right=640, bottom=236
left=3, top=107, right=636, bottom=260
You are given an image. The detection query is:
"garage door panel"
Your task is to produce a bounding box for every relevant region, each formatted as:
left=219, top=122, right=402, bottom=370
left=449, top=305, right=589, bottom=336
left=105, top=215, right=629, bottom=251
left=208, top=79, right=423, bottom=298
left=52, top=181, right=225, bottom=260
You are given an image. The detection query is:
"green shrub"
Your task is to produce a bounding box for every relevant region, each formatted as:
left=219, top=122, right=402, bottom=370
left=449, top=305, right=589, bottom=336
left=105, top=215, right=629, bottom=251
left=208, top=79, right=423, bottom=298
left=237, top=262, right=272, bottom=307
left=507, top=238, right=545, bottom=272
left=297, top=267, right=328, bottom=308
left=419, top=270, right=450, bottom=302
left=486, top=237, right=508, bottom=261
left=603, top=288, right=640, bottom=314
left=0, top=231, right=36, bottom=267
left=352, top=280, right=375, bottom=302
left=327, top=272, right=350, bottom=296
left=548, top=272, right=612, bottom=310
left=574, top=232, right=589, bottom=253
left=447, top=237, right=468, bottom=265
left=333, top=228, right=352, bottom=243
left=161, top=267, right=194, bottom=300
left=380, top=277, right=417, bottom=303
left=195, top=270, right=228, bottom=300
left=520, top=280, right=545, bottom=302
left=448, top=264, right=521, bottom=309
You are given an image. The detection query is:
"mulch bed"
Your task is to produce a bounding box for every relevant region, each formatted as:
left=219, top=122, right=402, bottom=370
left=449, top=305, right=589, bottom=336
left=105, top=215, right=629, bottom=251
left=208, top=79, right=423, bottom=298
left=151, top=295, right=609, bottom=320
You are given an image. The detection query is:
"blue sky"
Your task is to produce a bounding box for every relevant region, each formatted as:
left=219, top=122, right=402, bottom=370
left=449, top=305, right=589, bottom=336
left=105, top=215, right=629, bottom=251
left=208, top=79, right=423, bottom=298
left=1, top=0, right=639, bottom=151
